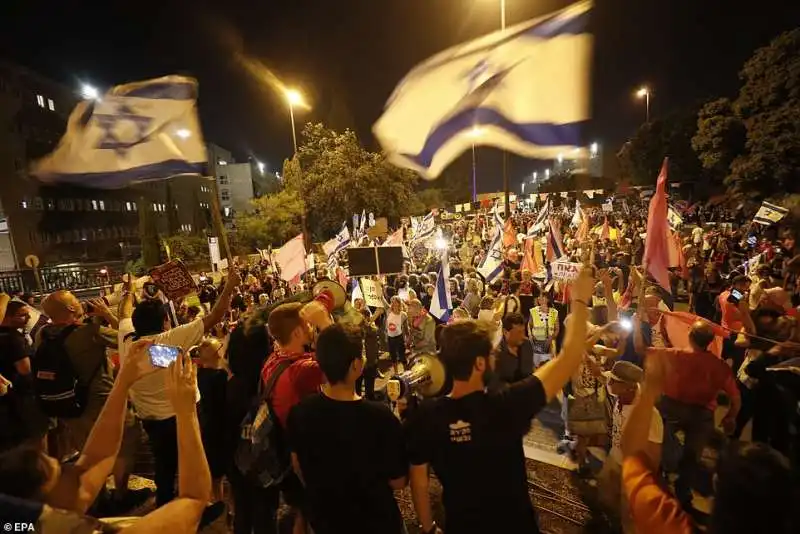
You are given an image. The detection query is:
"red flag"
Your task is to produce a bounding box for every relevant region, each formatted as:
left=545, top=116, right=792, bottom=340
left=521, top=238, right=535, bottom=272
left=600, top=216, right=611, bottom=240
left=667, top=229, right=688, bottom=278
left=503, top=218, right=517, bottom=249
left=660, top=310, right=726, bottom=358
left=644, top=158, right=672, bottom=293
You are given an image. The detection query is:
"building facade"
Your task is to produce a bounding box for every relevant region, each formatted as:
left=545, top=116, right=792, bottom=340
left=206, top=143, right=255, bottom=217
left=0, top=61, right=213, bottom=268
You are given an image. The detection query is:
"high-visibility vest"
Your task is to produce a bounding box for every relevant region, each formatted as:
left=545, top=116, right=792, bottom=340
left=529, top=307, right=558, bottom=340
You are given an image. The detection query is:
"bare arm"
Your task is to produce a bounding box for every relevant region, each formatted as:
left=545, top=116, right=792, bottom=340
left=203, top=271, right=241, bottom=332
left=621, top=351, right=664, bottom=469
left=534, top=267, right=594, bottom=401
left=0, top=293, right=9, bottom=323
left=409, top=464, right=435, bottom=532
left=46, top=340, right=153, bottom=514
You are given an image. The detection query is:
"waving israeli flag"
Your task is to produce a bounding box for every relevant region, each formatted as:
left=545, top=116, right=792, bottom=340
left=430, top=250, right=453, bottom=322
left=373, top=1, right=592, bottom=178
left=528, top=196, right=551, bottom=237
left=32, top=76, right=206, bottom=189
left=478, top=210, right=505, bottom=284
left=323, top=222, right=351, bottom=257
left=413, top=211, right=436, bottom=242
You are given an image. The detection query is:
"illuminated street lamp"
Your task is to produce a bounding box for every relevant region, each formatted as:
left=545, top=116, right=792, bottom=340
left=285, top=88, right=306, bottom=154
left=81, top=84, right=99, bottom=100
left=256, top=161, right=265, bottom=175
left=636, top=86, right=651, bottom=122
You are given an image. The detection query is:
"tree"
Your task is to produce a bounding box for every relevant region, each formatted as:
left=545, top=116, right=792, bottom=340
left=162, top=233, right=209, bottom=265
left=692, top=29, right=800, bottom=198
left=283, top=123, right=419, bottom=239
left=234, top=189, right=305, bottom=249
left=617, top=109, right=707, bottom=186
left=412, top=188, right=446, bottom=211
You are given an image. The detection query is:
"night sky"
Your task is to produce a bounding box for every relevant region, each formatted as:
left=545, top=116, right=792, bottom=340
left=3, top=0, right=800, bottom=192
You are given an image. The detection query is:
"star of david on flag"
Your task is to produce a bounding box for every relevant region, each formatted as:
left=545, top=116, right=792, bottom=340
left=374, top=1, right=593, bottom=179
left=32, top=75, right=206, bottom=189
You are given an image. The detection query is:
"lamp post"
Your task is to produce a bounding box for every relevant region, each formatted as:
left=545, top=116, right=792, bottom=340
left=636, top=86, right=651, bottom=123
left=468, top=127, right=483, bottom=203
left=285, top=88, right=305, bottom=153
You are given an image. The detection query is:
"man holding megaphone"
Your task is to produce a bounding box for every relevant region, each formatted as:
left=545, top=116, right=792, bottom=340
left=404, top=264, right=596, bottom=534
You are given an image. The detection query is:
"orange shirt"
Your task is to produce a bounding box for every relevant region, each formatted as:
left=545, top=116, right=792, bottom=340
left=623, top=454, right=695, bottom=534
left=718, top=291, right=743, bottom=332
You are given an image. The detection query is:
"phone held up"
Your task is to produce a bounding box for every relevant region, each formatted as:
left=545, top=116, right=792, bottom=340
left=148, top=344, right=181, bottom=368
left=727, top=288, right=744, bottom=304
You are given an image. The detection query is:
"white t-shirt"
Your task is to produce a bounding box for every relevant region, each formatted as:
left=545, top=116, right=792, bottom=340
left=609, top=397, right=663, bottom=463
left=386, top=311, right=404, bottom=338
left=118, top=317, right=204, bottom=420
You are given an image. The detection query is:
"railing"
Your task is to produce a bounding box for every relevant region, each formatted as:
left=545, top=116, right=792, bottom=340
left=0, top=261, right=127, bottom=295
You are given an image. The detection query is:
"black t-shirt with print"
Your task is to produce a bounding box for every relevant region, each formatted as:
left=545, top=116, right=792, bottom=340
left=287, top=394, right=408, bottom=534
left=404, top=375, right=547, bottom=534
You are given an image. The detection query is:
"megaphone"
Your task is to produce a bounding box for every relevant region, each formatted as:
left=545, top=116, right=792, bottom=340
left=312, top=280, right=346, bottom=312
left=386, top=353, right=446, bottom=402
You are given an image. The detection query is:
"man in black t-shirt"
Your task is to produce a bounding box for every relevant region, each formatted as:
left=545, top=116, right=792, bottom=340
left=0, top=300, right=37, bottom=447
left=286, top=323, right=408, bottom=534
left=404, top=266, right=595, bottom=534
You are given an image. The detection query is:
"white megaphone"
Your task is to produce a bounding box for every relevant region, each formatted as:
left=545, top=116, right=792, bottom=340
left=386, top=353, right=446, bottom=402
left=312, top=279, right=362, bottom=326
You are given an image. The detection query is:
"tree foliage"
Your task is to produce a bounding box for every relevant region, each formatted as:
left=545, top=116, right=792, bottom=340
left=692, top=29, right=800, bottom=198
left=617, top=109, right=707, bottom=186
left=282, top=123, right=419, bottom=240
left=234, top=189, right=305, bottom=249
left=162, top=233, right=209, bottom=265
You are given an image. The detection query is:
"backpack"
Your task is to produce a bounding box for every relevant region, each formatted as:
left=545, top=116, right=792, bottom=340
left=33, top=324, right=98, bottom=418
left=234, top=359, right=294, bottom=488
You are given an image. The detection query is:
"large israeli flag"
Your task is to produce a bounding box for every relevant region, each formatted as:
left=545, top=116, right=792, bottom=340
left=430, top=250, right=453, bottom=322
left=478, top=211, right=505, bottom=284
left=373, top=1, right=592, bottom=178
left=413, top=211, right=436, bottom=242
left=32, top=76, right=206, bottom=189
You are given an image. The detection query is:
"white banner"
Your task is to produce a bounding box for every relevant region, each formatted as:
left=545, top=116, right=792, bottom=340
left=551, top=261, right=582, bottom=281
left=602, top=203, right=613, bottom=212
left=359, top=278, right=384, bottom=308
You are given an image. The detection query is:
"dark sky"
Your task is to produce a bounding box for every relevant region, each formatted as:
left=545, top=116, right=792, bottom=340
left=3, top=0, right=800, bottom=192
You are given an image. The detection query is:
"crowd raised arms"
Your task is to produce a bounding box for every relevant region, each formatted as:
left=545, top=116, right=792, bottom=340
left=1, top=193, right=800, bottom=533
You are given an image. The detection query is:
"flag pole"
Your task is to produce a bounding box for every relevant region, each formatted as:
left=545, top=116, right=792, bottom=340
left=208, top=177, right=234, bottom=265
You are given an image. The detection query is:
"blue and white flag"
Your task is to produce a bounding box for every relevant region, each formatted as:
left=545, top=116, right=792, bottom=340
left=570, top=199, right=584, bottom=228
left=753, top=201, right=788, bottom=226
left=373, top=1, right=592, bottom=178
left=667, top=205, right=683, bottom=229
left=478, top=223, right=505, bottom=284
left=351, top=278, right=363, bottom=305
left=413, top=211, right=436, bottom=242
left=323, top=223, right=351, bottom=257
left=359, top=209, right=367, bottom=234
left=430, top=250, right=453, bottom=322
left=528, top=197, right=551, bottom=237
left=32, top=76, right=206, bottom=189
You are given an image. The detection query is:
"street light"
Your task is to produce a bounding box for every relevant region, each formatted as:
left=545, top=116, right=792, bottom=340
left=636, top=86, right=651, bottom=123
left=256, top=161, right=265, bottom=175
left=468, top=127, right=484, bottom=203
left=284, top=88, right=306, bottom=154
left=80, top=84, right=99, bottom=100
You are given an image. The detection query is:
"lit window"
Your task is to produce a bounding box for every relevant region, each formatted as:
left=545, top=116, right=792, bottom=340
left=126, top=201, right=132, bottom=211
left=46, top=199, right=55, bottom=210
left=131, top=201, right=137, bottom=211
left=152, top=203, right=157, bottom=211
left=20, top=199, right=28, bottom=209
left=47, top=98, right=55, bottom=111
left=99, top=200, right=105, bottom=211
left=36, top=94, right=44, bottom=107
left=218, top=160, right=227, bottom=166
left=92, top=200, right=98, bottom=211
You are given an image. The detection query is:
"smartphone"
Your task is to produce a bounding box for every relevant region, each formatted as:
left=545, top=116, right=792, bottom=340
left=148, top=344, right=181, bottom=368
left=727, top=289, right=744, bottom=304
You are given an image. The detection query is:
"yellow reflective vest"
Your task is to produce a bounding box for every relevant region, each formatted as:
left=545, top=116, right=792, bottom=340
left=529, top=307, right=559, bottom=340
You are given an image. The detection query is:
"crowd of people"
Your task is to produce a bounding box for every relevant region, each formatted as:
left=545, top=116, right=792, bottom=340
left=0, top=192, right=799, bottom=533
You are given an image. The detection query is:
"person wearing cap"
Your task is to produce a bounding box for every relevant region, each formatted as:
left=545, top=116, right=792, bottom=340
left=597, top=361, right=663, bottom=534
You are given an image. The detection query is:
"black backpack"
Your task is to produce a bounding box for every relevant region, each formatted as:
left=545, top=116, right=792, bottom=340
left=33, top=324, right=98, bottom=418
left=234, top=359, right=294, bottom=488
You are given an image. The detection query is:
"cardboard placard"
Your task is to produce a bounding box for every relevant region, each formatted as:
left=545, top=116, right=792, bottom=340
left=602, top=203, right=613, bottom=212
left=149, top=260, right=198, bottom=301
left=551, top=261, right=582, bottom=281
left=359, top=278, right=384, bottom=308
